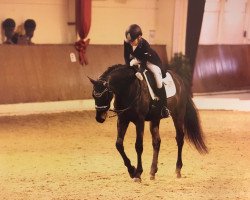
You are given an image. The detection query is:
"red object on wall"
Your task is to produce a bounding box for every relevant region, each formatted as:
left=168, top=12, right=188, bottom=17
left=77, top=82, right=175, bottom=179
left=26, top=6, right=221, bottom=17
left=75, top=0, right=92, bottom=65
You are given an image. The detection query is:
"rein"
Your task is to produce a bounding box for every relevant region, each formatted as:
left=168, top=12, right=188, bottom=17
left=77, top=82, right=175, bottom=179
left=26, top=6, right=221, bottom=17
left=108, top=79, right=142, bottom=118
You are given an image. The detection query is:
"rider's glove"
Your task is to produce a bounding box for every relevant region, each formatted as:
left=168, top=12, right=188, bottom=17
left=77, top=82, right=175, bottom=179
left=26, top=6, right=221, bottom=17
left=135, top=72, right=143, bottom=81
left=130, top=58, right=140, bottom=67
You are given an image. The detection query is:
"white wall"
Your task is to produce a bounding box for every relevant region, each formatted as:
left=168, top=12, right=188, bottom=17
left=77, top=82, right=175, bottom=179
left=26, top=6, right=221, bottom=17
left=200, top=0, right=250, bottom=44
left=0, top=0, right=177, bottom=57
left=0, top=0, right=172, bottom=44
left=3, top=1, right=250, bottom=54
left=156, top=0, right=176, bottom=59
left=90, top=0, right=158, bottom=44
left=0, top=0, right=75, bottom=44
left=172, top=0, right=188, bottom=55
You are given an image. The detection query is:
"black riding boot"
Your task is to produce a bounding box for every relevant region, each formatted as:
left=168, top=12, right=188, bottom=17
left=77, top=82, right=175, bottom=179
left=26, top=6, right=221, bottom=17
left=158, top=86, right=170, bottom=118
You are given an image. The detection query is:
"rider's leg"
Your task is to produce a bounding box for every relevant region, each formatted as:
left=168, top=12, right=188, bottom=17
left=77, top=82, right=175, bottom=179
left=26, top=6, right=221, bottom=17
left=147, top=62, right=170, bottom=117
left=157, top=85, right=170, bottom=117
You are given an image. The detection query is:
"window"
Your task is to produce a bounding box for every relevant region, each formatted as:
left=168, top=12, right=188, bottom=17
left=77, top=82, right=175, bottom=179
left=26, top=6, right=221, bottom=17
left=200, top=0, right=249, bottom=44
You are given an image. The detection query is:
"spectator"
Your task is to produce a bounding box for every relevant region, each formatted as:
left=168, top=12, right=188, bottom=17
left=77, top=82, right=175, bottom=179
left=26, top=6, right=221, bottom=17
left=17, top=19, right=36, bottom=45
left=24, top=19, right=36, bottom=44
left=2, top=18, right=16, bottom=44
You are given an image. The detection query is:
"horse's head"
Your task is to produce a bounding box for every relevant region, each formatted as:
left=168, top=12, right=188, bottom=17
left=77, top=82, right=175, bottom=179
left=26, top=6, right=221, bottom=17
left=88, top=77, right=113, bottom=123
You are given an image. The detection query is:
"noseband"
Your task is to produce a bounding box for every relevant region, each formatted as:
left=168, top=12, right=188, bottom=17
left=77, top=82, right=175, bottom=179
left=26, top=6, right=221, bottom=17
left=93, top=78, right=142, bottom=116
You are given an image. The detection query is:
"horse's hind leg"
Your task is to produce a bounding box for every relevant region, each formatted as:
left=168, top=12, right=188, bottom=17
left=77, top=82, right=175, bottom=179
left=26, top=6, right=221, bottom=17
left=173, top=117, right=184, bottom=178
left=116, top=118, right=136, bottom=179
left=149, top=119, right=161, bottom=180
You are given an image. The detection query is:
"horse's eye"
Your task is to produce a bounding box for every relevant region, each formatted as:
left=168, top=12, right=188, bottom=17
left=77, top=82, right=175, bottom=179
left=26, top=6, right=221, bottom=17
left=93, top=90, right=100, bottom=97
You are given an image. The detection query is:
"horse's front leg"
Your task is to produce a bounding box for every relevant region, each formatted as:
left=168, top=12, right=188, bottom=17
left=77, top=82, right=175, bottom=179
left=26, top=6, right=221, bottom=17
left=115, top=118, right=136, bottom=179
left=149, top=119, right=161, bottom=180
left=134, top=118, right=145, bottom=182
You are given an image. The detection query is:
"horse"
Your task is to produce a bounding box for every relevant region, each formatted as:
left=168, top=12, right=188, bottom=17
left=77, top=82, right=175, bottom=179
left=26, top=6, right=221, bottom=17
left=88, top=63, right=208, bottom=182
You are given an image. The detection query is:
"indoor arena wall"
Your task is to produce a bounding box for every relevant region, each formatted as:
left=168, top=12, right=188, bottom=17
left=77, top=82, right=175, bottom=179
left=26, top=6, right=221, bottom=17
left=0, top=44, right=167, bottom=104
left=192, top=45, right=250, bottom=93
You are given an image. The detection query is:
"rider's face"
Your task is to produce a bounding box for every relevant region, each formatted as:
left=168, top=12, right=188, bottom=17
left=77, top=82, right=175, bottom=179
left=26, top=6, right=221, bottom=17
left=130, top=36, right=141, bottom=46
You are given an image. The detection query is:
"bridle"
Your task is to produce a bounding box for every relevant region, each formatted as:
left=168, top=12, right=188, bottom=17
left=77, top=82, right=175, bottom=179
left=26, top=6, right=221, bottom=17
left=93, top=78, right=142, bottom=117
left=93, top=79, right=113, bottom=112
left=93, top=87, right=109, bottom=98
left=109, top=80, right=142, bottom=117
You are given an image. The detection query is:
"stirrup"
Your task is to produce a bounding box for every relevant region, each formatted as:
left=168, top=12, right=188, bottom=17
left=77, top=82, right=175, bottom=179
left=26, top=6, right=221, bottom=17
left=161, top=107, right=171, bottom=118
left=135, top=72, right=143, bottom=81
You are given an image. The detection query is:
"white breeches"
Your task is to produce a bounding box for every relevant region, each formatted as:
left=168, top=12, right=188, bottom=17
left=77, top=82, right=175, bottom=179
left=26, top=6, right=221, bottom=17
left=147, top=61, right=163, bottom=88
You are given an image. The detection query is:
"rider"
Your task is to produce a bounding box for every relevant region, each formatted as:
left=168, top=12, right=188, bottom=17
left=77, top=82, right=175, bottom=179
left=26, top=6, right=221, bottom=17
left=123, top=24, right=170, bottom=118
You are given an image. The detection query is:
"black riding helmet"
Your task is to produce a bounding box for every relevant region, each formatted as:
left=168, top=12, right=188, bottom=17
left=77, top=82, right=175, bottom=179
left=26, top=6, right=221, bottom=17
left=125, top=24, right=142, bottom=43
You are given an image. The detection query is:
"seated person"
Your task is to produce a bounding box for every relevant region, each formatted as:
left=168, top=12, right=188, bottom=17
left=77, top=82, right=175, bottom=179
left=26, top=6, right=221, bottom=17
left=17, top=19, right=36, bottom=45
left=2, top=18, right=16, bottom=44
left=124, top=24, right=170, bottom=117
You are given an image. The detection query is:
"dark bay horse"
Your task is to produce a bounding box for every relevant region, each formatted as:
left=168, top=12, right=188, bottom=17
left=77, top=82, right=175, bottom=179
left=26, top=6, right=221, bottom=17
left=89, top=64, right=208, bottom=181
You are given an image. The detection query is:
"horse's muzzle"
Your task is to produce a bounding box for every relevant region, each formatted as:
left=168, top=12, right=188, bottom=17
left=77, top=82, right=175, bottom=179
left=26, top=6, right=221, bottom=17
left=95, top=111, right=107, bottom=123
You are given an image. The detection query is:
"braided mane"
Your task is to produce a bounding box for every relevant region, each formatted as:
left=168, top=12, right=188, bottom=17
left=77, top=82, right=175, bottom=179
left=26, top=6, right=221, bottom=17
left=99, top=64, right=138, bottom=80
left=100, top=64, right=128, bottom=79
left=98, top=64, right=137, bottom=93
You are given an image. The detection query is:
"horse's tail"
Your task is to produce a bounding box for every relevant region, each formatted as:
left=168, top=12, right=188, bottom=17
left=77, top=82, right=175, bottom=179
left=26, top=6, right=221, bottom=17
left=184, top=96, right=208, bottom=154
left=169, top=53, right=208, bottom=153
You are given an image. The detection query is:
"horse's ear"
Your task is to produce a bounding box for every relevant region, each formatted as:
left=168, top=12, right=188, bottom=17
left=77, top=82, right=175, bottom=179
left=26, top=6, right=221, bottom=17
left=87, top=76, right=97, bottom=85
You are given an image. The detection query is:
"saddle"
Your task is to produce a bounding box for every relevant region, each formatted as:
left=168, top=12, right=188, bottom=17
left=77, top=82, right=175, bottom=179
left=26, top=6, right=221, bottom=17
left=142, top=70, right=176, bottom=100
left=142, top=70, right=176, bottom=120
left=139, top=69, right=176, bottom=120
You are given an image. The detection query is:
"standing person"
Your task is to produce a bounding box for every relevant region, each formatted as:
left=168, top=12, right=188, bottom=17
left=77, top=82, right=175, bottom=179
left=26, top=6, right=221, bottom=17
left=123, top=24, right=170, bottom=118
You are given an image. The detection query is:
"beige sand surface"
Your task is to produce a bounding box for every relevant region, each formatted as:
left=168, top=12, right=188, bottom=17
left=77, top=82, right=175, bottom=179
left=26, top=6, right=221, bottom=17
left=0, top=110, right=249, bottom=200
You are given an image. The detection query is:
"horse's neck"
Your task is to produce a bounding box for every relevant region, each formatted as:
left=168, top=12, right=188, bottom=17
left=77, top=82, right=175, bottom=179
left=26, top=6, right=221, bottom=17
left=111, top=77, right=139, bottom=108
left=103, top=65, right=140, bottom=107
left=108, top=67, right=134, bottom=93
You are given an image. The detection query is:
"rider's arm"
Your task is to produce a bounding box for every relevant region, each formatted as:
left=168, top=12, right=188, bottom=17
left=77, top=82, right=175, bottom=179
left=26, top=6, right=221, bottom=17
left=124, top=41, right=132, bottom=66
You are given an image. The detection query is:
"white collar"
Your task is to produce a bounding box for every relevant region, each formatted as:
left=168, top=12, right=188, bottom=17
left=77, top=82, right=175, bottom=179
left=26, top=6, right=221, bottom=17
left=132, top=45, right=137, bottom=51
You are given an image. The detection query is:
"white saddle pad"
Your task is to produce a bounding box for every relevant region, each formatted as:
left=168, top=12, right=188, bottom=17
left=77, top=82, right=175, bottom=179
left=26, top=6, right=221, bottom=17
left=163, top=72, right=176, bottom=97
left=143, top=71, right=176, bottom=100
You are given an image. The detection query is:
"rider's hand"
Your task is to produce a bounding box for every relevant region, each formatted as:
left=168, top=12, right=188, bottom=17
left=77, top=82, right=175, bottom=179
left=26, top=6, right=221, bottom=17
left=135, top=72, right=143, bottom=81
left=130, top=58, right=140, bottom=67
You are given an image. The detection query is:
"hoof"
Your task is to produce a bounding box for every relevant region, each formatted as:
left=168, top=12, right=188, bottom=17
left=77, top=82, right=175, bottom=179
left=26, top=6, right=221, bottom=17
left=133, top=177, right=141, bottom=183
left=176, top=169, right=182, bottom=178
left=150, top=175, right=155, bottom=180
left=128, top=166, right=137, bottom=178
